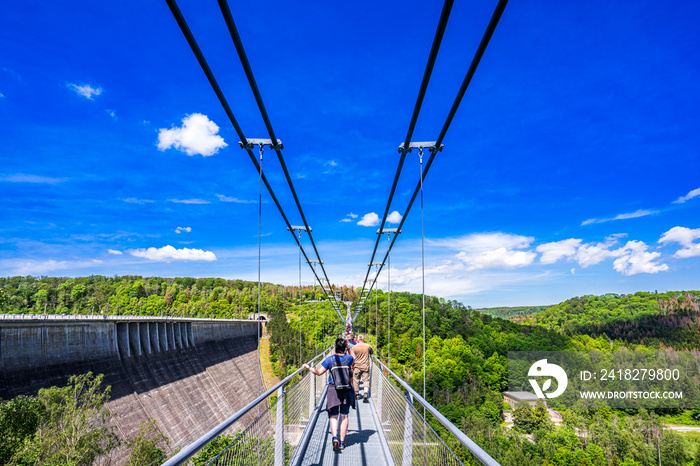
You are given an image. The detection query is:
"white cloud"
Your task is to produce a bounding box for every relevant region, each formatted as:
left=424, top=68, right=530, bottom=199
left=0, top=92, right=5, bottom=99
left=456, top=248, right=537, bottom=270
left=383, top=261, right=463, bottom=286
left=536, top=238, right=582, bottom=264
left=327, top=160, right=338, bottom=167
left=612, top=240, right=669, bottom=276
left=122, top=198, right=155, bottom=204
left=614, top=210, right=658, bottom=220
left=673, top=187, right=700, bottom=204
left=532, top=234, right=668, bottom=275
left=175, top=226, right=192, bottom=234
left=358, top=212, right=380, bottom=227
left=106, top=109, right=117, bottom=119
left=168, top=198, right=210, bottom=204
left=575, top=241, right=617, bottom=267
left=582, top=209, right=658, bottom=226
left=387, top=211, right=402, bottom=224
left=67, top=83, right=103, bottom=100
left=340, top=213, right=358, bottom=223
left=157, top=113, right=227, bottom=156
left=659, top=226, right=700, bottom=258
left=6, top=259, right=103, bottom=275
left=128, top=245, right=216, bottom=262
left=216, top=194, right=252, bottom=203
left=432, top=232, right=533, bottom=252
left=108, top=249, right=123, bottom=255
left=674, top=244, right=700, bottom=259
left=1, top=174, right=66, bottom=184
left=437, top=232, right=536, bottom=271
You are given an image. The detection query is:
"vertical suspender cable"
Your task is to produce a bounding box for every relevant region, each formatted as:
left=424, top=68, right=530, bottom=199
left=419, top=149, right=427, bottom=466
left=313, top=263, right=317, bottom=355
left=298, top=230, right=302, bottom=366
left=322, top=296, right=325, bottom=349
left=375, top=265, right=378, bottom=349
left=256, top=140, right=263, bottom=466
left=387, top=232, right=392, bottom=368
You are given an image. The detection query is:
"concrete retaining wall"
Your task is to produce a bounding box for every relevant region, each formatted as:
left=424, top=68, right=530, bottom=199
left=0, top=316, right=262, bottom=463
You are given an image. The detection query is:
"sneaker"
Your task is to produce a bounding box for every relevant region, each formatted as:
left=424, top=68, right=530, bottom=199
left=332, top=437, right=340, bottom=451
left=363, top=394, right=369, bottom=403
left=356, top=394, right=362, bottom=400
left=339, top=441, right=346, bottom=450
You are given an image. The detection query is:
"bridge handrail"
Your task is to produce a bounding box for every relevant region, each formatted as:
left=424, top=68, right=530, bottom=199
left=288, top=382, right=329, bottom=466
left=162, top=348, right=331, bottom=466
left=373, top=357, right=501, bottom=466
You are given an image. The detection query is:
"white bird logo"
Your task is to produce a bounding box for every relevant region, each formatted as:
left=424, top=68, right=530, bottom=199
left=528, top=359, right=568, bottom=399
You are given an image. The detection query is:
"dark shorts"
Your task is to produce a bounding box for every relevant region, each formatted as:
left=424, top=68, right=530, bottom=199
left=328, top=404, right=350, bottom=416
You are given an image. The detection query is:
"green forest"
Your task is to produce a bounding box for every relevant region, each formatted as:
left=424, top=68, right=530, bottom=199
left=1, top=276, right=700, bottom=465
left=523, top=291, right=700, bottom=350
left=475, top=305, right=552, bottom=320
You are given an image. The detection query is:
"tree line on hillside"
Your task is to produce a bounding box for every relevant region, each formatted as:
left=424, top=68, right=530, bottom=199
left=0, top=275, right=359, bottom=320
left=0, top=275, right=351, bottom=379
left=476, top=305, right=552, bottom=320
left=523, top=291, right=700, bottom=350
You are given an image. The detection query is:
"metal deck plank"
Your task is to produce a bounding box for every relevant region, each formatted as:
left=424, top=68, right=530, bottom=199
left=299, top=397, right=392, bottom=466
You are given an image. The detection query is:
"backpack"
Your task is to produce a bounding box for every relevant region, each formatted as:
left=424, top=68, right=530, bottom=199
left=330, top=355, right=352, bottom=390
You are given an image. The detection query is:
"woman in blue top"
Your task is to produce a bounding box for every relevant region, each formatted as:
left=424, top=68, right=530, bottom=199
left=303, top=337, right=355, bottom=451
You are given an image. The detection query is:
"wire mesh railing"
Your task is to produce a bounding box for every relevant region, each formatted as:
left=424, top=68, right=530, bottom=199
left=371, top=358, right=500, bottom=466
left=161, top=347, right=331, bottom=466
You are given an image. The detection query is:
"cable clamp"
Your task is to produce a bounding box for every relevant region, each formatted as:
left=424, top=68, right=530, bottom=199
left=238, top=138, right=284, bottom=151
left=397, top=141, right=443, bottom=154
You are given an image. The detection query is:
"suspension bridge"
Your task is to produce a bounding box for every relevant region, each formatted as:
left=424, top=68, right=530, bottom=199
left=159, top=0, right=508, bottom=463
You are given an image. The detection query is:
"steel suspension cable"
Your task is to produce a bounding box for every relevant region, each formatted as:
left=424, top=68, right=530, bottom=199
left=165, top=0, right=343, bottom=318
left=216, top=0, right=341, bottom=310
left=435, top=0, right=509, bottom=148
left=356, top=0, right=509, bottom=307
left=359, top=0, right=455, bottom=297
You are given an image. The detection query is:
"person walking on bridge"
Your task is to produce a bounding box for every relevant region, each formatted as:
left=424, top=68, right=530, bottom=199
left=303, top=337, right=355, bottom=452
left=350, top=335, right=373, bottom=403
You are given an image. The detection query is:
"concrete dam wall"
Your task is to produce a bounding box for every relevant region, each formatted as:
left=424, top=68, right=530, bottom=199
left=0, top=315, right=263, bottom=461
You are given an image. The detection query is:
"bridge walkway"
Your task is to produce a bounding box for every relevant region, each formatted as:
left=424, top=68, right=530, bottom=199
left=300, top=395, right=392, bottom=466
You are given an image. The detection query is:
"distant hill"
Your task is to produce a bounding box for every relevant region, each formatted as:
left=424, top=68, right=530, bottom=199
left=474, top=305, right=552, bottom=320
left=524, top=291, right=700, bottom=350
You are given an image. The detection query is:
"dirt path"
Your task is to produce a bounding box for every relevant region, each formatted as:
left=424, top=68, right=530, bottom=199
left=664, top=424, right=700, bottom=432
left=259, top=336, right=281, bottom=390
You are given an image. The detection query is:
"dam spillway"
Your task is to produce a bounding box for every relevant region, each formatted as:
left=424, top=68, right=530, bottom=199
left=0, top=315, right=263, bottom=462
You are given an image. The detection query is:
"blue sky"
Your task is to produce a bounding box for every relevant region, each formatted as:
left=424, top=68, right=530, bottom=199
left=1, top=0, right=699, bottom=308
